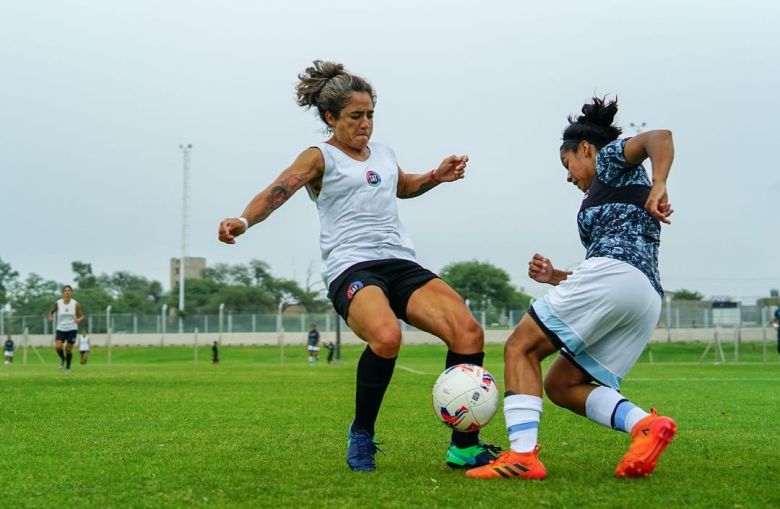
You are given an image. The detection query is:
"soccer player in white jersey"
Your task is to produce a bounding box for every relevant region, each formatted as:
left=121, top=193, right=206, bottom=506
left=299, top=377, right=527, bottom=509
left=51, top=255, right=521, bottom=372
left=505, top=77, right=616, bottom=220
left=218, top=60, right=498, bottom=472
left=78, top=330, right=90, bottom=365
left=468, top=97, right=677, bottom=480
left=48, top=285, right=84, bottom=372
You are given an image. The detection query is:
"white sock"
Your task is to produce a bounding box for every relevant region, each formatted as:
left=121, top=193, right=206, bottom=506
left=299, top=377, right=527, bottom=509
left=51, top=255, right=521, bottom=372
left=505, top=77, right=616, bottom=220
left=585, top=386, right=649, bottom=433
left=504, top=394, right=543, bottom=453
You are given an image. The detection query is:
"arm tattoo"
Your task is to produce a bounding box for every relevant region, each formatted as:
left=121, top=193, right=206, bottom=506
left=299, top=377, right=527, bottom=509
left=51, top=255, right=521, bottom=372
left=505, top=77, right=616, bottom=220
left=401, top=181, right=437, bottom=199
left=257, top=174, right=305, bottom=221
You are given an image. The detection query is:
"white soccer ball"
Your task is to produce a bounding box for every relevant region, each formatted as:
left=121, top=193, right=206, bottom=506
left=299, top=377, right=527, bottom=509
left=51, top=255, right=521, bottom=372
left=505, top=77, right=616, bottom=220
left=432, top=363, right=499, bottom=432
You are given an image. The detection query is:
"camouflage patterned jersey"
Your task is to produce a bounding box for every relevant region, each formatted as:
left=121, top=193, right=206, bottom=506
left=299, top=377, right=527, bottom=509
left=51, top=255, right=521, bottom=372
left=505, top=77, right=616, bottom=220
left=577, top=138, right=663, bottom=296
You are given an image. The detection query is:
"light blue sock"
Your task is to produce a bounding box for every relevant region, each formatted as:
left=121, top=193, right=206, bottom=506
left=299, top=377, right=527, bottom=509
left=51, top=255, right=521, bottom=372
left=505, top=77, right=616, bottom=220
left=613, top=400, right=649, bottom=433
left=586, top=386, right=649, bottom=433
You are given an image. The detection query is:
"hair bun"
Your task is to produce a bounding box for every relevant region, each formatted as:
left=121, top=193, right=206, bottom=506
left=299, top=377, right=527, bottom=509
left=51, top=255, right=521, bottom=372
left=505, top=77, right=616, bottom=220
left=561, top=96, right=622, bottom=149
left=578, top=96, right=619, bottom=128
left=295, top=60, right=376, bottom=128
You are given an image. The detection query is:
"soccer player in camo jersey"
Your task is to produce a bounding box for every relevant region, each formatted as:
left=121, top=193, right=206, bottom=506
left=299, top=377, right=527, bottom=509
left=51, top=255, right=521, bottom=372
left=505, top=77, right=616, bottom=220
left=468, top=97, right=677, bottom=480
left=218, top=60, right=499, bottom=472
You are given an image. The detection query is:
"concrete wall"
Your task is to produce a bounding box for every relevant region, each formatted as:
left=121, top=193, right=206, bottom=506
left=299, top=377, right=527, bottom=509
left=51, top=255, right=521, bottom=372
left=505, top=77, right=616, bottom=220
left=18, top=326, right=777, bottom=348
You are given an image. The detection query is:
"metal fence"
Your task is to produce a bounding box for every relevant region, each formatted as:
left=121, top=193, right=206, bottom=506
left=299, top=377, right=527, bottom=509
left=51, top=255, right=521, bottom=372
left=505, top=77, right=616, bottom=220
left=1, top=302, right=776, bottom=336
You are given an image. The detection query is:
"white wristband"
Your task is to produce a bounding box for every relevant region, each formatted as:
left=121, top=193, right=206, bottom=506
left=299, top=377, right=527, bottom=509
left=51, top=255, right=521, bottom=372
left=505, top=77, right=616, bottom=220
left=238, top=217, right=249, bottom=230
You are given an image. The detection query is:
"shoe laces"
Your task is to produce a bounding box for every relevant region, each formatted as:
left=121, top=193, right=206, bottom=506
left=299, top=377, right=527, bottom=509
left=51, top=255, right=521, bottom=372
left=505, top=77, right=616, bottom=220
left=478, top=441, right=502, bottom=455
left=353, top=433, right=384, bottom=457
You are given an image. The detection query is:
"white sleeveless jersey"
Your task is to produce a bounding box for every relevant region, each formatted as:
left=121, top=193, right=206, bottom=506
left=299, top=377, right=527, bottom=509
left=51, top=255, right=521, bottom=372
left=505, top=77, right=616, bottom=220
left=310, top=142, right=416, bottom=287
left=79, top=335, right=90, bottom=351
left=56, top=299, right=79, bottom=332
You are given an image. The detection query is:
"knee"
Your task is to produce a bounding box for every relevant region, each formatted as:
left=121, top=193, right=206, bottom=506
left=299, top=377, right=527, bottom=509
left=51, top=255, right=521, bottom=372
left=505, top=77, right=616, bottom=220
left=450, top=315, right=484, bottom=352
left=503, top=335, right=522, bottom=365
left=543, top=374, right=566, bottom=406
left=504, top=320, right=547, bottom=363
left=368, top=325, right=402, bottom=358
left=504, top=328, right=533, bottom=362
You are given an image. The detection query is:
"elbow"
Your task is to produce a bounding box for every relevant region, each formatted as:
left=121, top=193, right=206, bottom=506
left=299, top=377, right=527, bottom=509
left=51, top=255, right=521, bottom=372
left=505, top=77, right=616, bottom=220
left=649, top=129, right=674, bottom=153
left=656, top=129, right=673, bottom=144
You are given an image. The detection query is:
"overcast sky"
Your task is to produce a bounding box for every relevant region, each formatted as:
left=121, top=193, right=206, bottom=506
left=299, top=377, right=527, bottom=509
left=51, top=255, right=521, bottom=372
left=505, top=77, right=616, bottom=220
left=2, top=0, right=779, bottom=302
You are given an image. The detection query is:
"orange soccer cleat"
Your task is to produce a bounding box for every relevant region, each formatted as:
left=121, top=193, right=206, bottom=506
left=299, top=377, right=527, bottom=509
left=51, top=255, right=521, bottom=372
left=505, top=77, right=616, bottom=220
left=615, top=408, right=677, bottom=478
left=465, top=445, right=547, bottom=480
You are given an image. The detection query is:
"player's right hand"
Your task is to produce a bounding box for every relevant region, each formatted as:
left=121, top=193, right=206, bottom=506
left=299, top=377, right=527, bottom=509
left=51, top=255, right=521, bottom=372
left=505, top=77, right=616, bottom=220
left=218, top=218, right=247, bottom=244
left=528, top=253, right=554, bottom=284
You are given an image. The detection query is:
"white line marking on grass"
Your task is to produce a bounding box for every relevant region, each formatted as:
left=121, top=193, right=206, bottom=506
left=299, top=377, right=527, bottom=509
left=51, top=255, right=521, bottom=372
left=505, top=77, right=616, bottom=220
left=396, top=365, right=432, bottom=375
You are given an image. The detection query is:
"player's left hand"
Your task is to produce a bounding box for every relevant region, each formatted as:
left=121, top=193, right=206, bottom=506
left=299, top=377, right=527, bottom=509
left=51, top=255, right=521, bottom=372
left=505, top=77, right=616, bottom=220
left=433, top=155, right=469, bottom=183
left=528, top=253, right=554, bottom=284
left=645, top=182, right=673, bottom=224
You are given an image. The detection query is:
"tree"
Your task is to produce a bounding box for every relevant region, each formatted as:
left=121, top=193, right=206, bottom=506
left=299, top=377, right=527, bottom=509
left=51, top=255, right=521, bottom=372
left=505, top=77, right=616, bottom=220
left=0, top=257, right=19, bottom=307
left=101, top=272, right=163, bottom=314
left=8, top=273, right=61, bottom=316
left=440, top=260, right=532, bottom=317
left=671, top=289, right=704, bottom=301
left=72, top=261, right=97, bottom=289
left=181, top=259, right=329, bottom=314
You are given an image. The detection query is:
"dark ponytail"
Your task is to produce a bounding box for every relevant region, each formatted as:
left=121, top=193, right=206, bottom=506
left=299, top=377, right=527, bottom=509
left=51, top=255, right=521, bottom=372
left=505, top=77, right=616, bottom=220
left=560, top=96, right=622, bottom=151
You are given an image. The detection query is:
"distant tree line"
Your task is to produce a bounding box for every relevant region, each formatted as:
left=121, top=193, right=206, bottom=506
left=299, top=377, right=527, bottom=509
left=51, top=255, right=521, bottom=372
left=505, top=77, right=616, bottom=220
left=0, top=257, right=535, bottom=321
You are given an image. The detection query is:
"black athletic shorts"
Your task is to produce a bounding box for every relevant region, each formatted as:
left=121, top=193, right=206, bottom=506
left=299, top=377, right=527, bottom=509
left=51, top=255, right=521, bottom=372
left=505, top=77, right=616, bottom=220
left=56, top=329, right=78, bottom=343
left=328, top=259, right=438, bottom=322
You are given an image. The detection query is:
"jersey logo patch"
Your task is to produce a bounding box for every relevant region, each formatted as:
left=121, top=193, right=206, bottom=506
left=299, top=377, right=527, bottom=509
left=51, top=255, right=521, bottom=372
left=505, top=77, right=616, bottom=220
left=346, top=281, right=365, bottom=301
left=365, top=170, right=381, bottom=187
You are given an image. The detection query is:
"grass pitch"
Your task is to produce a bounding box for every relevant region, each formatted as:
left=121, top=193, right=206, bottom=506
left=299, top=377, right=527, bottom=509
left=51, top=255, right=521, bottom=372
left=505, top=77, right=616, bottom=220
left=1, top=342, right=778, bottom=508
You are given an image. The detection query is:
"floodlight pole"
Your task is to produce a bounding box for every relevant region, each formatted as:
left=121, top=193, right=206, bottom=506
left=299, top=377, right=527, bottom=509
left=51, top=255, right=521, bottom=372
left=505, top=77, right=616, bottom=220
left=178, top=143, right=192, bottom=333
left=161, top=303, right=168, bottom=347
left=218, top=303, right=225, bottom=346
left=629, top=121, right=646, bottom=134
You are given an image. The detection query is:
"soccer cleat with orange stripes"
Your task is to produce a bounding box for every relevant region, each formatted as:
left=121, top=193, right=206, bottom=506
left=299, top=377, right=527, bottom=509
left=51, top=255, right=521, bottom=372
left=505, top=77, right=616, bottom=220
left=615, top=408, right=677, bottom=478
left=465, top=445, right=547, bottom=480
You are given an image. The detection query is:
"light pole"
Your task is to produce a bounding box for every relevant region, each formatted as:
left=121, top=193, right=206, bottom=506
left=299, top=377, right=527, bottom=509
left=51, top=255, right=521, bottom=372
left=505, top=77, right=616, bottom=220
left=161, top=303, right=168, bottom=347
left=178, top=143, right=192, bottom=333
left=629, top=121, right=646, bottom=134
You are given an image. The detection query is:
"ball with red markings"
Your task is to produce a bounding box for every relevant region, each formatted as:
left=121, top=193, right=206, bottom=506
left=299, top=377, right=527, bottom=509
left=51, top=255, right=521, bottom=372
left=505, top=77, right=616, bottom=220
left=432, top=363, right=499, bottom=432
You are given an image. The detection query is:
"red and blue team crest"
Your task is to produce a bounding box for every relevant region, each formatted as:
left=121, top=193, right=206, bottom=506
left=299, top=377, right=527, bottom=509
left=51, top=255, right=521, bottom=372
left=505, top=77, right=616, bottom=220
left=439, top=405, right=469, bottom=428
left=365, top=170, right=381, bottom=187
left=346, top=281, right=365, bottom=301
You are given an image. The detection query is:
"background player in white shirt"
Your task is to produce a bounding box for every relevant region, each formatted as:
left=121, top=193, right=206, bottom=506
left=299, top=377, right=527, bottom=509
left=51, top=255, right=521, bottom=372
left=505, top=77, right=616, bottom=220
left=78, top=330, right=90, bottom=365
left=48, top=285, right=84, bottom=372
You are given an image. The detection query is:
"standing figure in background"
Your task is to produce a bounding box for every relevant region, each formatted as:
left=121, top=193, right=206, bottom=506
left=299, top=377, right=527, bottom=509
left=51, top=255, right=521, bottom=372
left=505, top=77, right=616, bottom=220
left=78, top=330, right=90, bottom=365
left=307, top=323, right=320, bottom=365
left=325, top=340, right=335, bottom=364
left=212, top=341, right=219, bottom=364
left=3, top=335, right=13, bottom=365
left=772, top=307, right=780, bottom=354
left=48, top=285, right=84, bottom=373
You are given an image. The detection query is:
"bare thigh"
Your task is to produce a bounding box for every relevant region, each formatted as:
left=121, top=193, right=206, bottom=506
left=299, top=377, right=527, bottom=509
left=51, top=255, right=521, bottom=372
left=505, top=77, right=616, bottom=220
left=346, top=285, right=403, bottom=358
left=405, top=279, right=483, bottom=354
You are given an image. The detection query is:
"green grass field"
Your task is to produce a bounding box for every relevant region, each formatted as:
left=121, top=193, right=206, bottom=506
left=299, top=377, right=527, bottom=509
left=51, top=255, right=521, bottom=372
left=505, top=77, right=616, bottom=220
left=1, top=343, right=778, bottom=509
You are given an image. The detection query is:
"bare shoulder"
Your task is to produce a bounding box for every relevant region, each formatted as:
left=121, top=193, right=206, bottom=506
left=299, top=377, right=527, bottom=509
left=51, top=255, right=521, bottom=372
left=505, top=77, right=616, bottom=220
left=296, top=146, right=326, bottom=175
